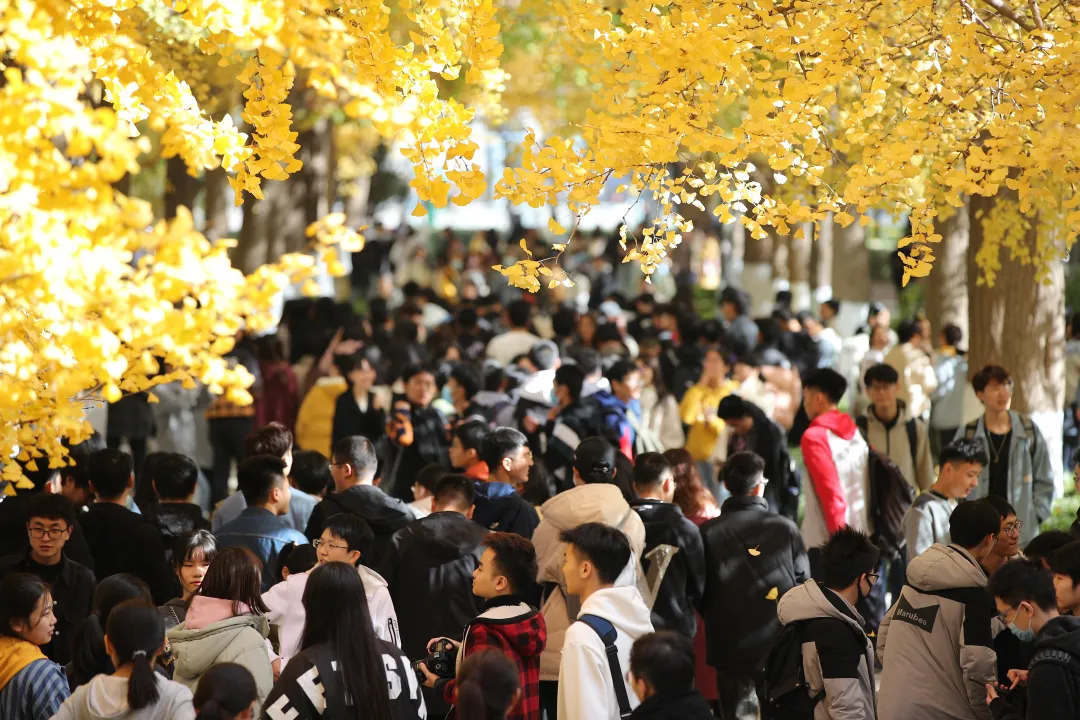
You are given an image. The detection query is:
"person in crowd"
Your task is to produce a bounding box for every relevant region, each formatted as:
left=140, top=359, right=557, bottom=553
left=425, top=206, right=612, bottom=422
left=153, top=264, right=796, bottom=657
left=515, top=341, right=562, bottom=429
left=264, top=514, right=399, bottom=668
left=853, top=324, right=892, bottom=414
left=215, top=456, right=306, bottom=592
left=802, top=310, right=843, bottom=371
left=379, top=475, right=489, bottom=714
left=160, top=530, right=217, bottom=632
left=54, top=600, right=196, bottom=719
left=716, top=394, right=798, bottom=520
left=107, top=392, right=153, bottom=485
left=1023, top=530, right=1074, bottom=568
left=930, top=323, right=969, bottom=458
left=876, top=500, right=1002, bottom=720
left=69, top=573, right=153, bottom=690
left=263, top=562, right=426, bottom=720
left=662, top=448, right=720, bottom=525
left=0, top=573, right=71, bottom=719
left=532, top=437, right=647, bottom=717
left=776, top=526, right=879, bottom=720
left=589, top=360, right=643, bottom=459
left=719, top=287, right=757, bottom=357
left=453, top=649, right=522, bottom=720
left=304, top=436, right=415, bottom=566
left=206, top=334, right=262, bottom=506
left=254, top=334, right=299, bottom=433
left=983, top=496, right=1023, bottom=576
left=192, top=663, right=258, bottom=720
left=476, top=428, right=541, bottom=539
left=539, top=364, right=598, bottom=491
left=448, top=363, right=489, bottom=422
left=151, top=376, right=204, bottom=465
left=984, top=559, right=1080, bottom=720
left=859, top=363, right=935, bottom=493
left=700, top=451, right=809, bottom=719
left=555, top=522, right=652, bottom=720
left=629, top=453, right=705, bottom=639
left=145, top=453, right=210, bottom=564
left=277, top=543, right=318, bottom=581
left=167, top=547, right=273, bottom=711
left=212, top=423, right=295, bottom=531
left=884, top=317, right=938, bottom=421
left=380, top=364, right=450, bottom=499
left=295, top=360, right=349, bottom=459
left=576, top=347, right=610, bottom=399
left=954, top=364, right=1054, bottom=546
left=730, top=353, right=777, bottom=420
left=627, top=632, right=713, bottom=720
left=284, top=449, right=332, bottom=532
left=451, top=419, right=491, bottom=481
left=0, top=493, right=95, bottom=666
left=473, top=364, right=517, bottom=428
left=905, top=438, right=988, bottom=562
left=330, top=347, right=386, bottom=447
left=679, top=346, right=739, bottom=496
left=1049, top=541, right=1080, bottom=616
left=81, top=449, right=172, bottom=603
left=410, top=464, right=447, bottom=519
left=636, top=356, right=685, bottom=451
left=487, top=300, right=543, bottom=366
left=419, top=532, right=546, bottom=720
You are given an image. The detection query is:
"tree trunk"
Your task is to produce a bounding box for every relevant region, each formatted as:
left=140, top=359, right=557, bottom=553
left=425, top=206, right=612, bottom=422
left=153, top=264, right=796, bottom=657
left=164, top=156, right=202, bottom=220
left=828, top=213, right=871, bottom=336
left=202, top=167, right=230, bottom=241
left=789, top=223, right=813, bottom=311
left=925, top=200, right=970, bottom=344
left=741, top=223, right=774, bottom=315
left=769, top=226, right=790, bottom=289
left=811, top=213, right=833, bottom=301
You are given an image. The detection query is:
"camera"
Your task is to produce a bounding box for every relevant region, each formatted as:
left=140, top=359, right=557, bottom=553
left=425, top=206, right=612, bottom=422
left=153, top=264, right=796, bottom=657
left=413, top=638, right=458, bottom=683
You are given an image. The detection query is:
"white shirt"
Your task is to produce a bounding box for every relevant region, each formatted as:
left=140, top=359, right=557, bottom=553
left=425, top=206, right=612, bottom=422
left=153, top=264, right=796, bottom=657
left=486, top=329, right=543, bottom=366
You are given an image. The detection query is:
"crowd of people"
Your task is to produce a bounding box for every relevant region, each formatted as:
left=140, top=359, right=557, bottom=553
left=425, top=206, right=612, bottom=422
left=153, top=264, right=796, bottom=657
left=3, top=241, right=1080, bottom=720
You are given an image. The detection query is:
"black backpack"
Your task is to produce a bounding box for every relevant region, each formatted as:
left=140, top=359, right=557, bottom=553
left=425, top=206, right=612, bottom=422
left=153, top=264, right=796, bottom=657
left=763, top=621, right=824, bottom=719
left=854, top=417, right=916, bottom=559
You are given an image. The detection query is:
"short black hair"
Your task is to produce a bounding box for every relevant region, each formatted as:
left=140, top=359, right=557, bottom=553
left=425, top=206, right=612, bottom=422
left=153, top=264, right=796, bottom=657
left=481, top=428, right=529, bottom=471
left=942, top=323, right=963, bottom=348
left=552, top=307, right=578, bottom=339
left=236, top=455, right=288, bottom=506
left=244, top=422, right=293, bottom=459
left=152, top=453, right=199, bottom=501
left=863, top=363, right=899, bottom=388
left=507, top=300, right=531, bottom=328
left=896, top=317, right=922, bottom=344
left=972, top=364, right=1012, bottom=393
left=529, top=341, right=559, bottom=372
left=716, top=394, right=752, bottom=421
left=402, top=363, right=436, bottom=384
left=605, top=359, right=638, bottom=385
left=26, top=493, right=76, bottom=528
left=483, top=364, right=507, bottom=393
left=414, top=464, right=447, bottom=494
left=453, top=420, right=489, bottom=454
left=939, top=439, right=989, bottom=468
left=594, top=323, right=623, bottom=346
left=559, top=522, right=631, bottom=585
left=949, top=499, right=1002, bottom=548
left=172, top=529, right=217, bottom=572
left=88, top=449, right=133, bottom=499
left=554, top=364, right=585, bottom=402
left=483, top=532, right=538, bottom=596
left=323, top=514, right=374, bottom=561
left=719, top=451, right=767, bottom=496
left=632, top=453, right=671, bottom=489
left=820, top=526, right=880, bottom=590
left=331, top=436, right=378, bottom=479
left=720, top=287, right=750, bottom=316
left=1028, top=532, right=1076, bottom=566
left=1048, top=541, right=1080, bottom=586
left=290, top=450, right=332, bottom=496
left=572, top=347, right=603, bottom=377
left=276, top=542, right=318, bottom=579
left=803, top=368, right=848, bottom=405
left=450, top=364, right=483, bottom=400
left=630, top=632, right=695, bottom=695
left=988, top=558, right=1058, bottom=612
left=62, top=433, right=108, bottom=491
left=822, top=299, right=840, bottom=315
left=985, top=494, right=1017, bottom=521
left=433, top=474, right=476, bottom=510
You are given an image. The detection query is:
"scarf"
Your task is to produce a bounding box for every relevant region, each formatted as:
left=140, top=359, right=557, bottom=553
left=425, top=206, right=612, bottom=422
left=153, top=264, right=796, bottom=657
left=0, top=636, right=46, bottom=690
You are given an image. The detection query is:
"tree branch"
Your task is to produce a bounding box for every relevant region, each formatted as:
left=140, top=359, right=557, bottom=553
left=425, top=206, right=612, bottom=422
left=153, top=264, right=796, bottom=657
left=1028, top=0, right=1045, bottom=28
left=978, top=0, right=1035, bottom=31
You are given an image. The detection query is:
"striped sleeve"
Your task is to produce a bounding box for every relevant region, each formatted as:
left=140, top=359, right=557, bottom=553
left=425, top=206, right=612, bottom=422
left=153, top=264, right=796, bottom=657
left=20, top=659, right=70, bottom=720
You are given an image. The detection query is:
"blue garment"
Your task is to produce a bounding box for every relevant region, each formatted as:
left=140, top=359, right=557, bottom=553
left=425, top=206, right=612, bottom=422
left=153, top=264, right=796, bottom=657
left=215, top=507, right=307, bottom=591
left=212, top=488, right=317, bottom=535
left=588, top=390, right=639, bottom=455
left=0, top=657, right=69, bottom=720
left=472, top=481, right=540, bottom=539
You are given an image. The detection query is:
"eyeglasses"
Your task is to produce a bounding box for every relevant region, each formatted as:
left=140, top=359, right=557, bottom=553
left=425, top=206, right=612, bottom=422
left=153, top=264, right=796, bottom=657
left=866, top=572, right=880, bottom=585
left=313, top=539, right=349, bottom=551
left=1003, top=521, right=1024, bottom=537
left=28, top=527, right=69, bottom=540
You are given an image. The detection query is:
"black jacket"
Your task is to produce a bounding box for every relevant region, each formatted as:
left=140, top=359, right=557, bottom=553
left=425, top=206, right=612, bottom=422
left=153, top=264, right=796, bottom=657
left=629, top=499, right=705, bottom=639
left=726, top=402, right=799, bottom=520
left=0, top=550, right=95, bottom=666
left=330, top=391, right=386, bottom=448
left=540, top=401, right=599, bottom=493
left=991, top=615, right=1080, bottom=720
left=472, top=481, right=540, bottom=539
left=378, top=512, right=487, bottom=662
left=378, top=404, right=450, bottom=501
left=145, top=502, right=209, bottom=565
left=699, top=495, right=810, bottom=671
left=80, top=502, right=174, bottom=604
left=0, top=492, right=95, bottom=571
left=304, top=484, right=415, bottom=568
left=630, top=689, right=714, bottom=720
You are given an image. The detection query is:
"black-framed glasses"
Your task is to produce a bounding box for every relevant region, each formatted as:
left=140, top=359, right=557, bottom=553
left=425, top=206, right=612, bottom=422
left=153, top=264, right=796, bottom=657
left=866, top=572, right=880, bottom=585
left=28, top=526, right=69, bottom=540
left=313, top=539, right=349, bottom=551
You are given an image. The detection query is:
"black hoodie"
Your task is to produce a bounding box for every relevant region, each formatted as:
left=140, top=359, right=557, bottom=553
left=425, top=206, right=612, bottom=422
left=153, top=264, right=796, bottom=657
left=303, top=484, right=415, bottom=568
left=991, top=615, right=1080, bottom=720
left=630, top=689, right=714, bottom=720
left=629, top=499, right=705, bottom=639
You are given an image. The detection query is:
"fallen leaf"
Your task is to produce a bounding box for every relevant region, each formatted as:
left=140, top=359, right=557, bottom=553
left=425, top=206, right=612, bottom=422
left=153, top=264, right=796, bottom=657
left=765, top=587, right=779, bottom=600
left=748, top=547, right=761, bottom=556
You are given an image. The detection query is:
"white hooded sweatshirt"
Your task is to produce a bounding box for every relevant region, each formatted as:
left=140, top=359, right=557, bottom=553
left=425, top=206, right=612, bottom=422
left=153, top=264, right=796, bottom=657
left=557, top=586, right=654, bottom=720
left=52, top=674, right=195, bottom=720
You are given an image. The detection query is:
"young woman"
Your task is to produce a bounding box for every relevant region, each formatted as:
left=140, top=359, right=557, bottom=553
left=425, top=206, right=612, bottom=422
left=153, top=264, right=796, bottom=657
left=53, top=600, right=195, bottom=719
left=161, top=530, right=217, bottom=632
left=0, top=573, right=70, bottom=720
left=263, top=562, right=426, bottom=720
left=636, top=357, right=685, bottom=451
left=455, top=649, right=521, bottom=720
left=331, top=348, right=387, bottom=447
left=168, top=547, right=273, bottom=711
left=69, top=574, right=153, bottom=690
left=192, top=663, right=258, bottom=720
left=679, top=346, right=739, bottom=498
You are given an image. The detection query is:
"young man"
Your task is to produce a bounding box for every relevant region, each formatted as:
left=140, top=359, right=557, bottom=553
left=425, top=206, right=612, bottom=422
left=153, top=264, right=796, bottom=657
left=558, top=523, right=654, bottom=720
left=381, top=364, right=450, bottom=500
left=420, top=532, right=547, bottom=720
left=627, top=632, right=714, bottom=720
left=877, top=500, right=1002, bottom=720
left=476, top=428, right=541, bottom=539
left=450, top=419, right=490, bottom=481
left=629, top=453, right=705, bottom=639
left=304, top=435, right=415, bottom=567
left=884, top=317, right=938, bottom=421
left=719, top=287, right=758, bottom=358
left=145, top=452, right=210, bottom=564
left=540, top=364, right=599, bottom=491
left=589, top=359, right=643, bottom=459
left=80, top=449, right=172, bottom=602
left=1048, top=541, right=1080, bottom=616
left=955, top=364, right=1054, bottom=546
left=859, top=363, right=934, bottom=493
left=286, top=448, right=332, bottom=531
left=447, top=362, right=487, bottom=422
left=214, top=455, right=307, bottom=592
left=0, top=493, right=95, bottom=666
left=263, top=513, right=399, bottom=669
left=212, top=422, right=296, bottom=531
left=486, top=299, right=542, bottom=366
left=716, top=393, right=798, bottom=520
left=905, top=438, right=988, bottom=562
left=409, top=464, right=447, bottom=519
left=776, top=526, right=879, bottom=720
left=985, top=559, right=1080, bottom=720
left=700, top=451, right=809, bottom=720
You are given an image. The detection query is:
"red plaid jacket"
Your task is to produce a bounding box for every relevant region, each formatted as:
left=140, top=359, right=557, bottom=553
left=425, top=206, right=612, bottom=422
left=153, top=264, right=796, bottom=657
left=442, top=601, right=547, bottom=720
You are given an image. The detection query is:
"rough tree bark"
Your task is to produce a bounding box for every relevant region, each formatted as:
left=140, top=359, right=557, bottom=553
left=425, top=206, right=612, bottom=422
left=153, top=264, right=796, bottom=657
left=164, top=156, right=202, bottom=220
left=830, top=215, right=870, bottom=302
left=810, top=213, right=833, bottom=301
left=789, top=223, right=813, bottom=311
left=925, top=200, right=970, bottom=343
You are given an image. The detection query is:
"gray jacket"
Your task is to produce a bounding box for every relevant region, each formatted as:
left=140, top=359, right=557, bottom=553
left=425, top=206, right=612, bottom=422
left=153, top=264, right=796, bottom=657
left=167, top=614, right=273, bottom=713
left=904, top=491, right=955, bottom=563
left=52, top=674, right=195, bottom=720
left=953, top=411, right=1054, bottom=545
left=859, top=400, right=934, bottom=492
left=877, top=544, right=997, bottom=720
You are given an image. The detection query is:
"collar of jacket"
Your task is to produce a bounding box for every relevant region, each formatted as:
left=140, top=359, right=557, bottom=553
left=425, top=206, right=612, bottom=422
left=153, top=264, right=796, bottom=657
left=14, top=548, right=77, bottom=589
left=482, top=595, right=525, bottom=612
left=720, top=495, right=769, bottom=513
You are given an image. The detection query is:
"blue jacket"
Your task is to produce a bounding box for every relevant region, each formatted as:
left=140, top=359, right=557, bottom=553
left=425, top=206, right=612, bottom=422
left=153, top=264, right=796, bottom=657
left=215, top=507, right=307, bottom=590
left=472, top=481, right=540, bottom=539
left=588, top=390, right=639, bottom=457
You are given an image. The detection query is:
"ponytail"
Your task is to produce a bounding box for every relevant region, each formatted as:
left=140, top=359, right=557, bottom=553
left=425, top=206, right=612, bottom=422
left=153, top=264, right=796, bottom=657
left=456, top=678, right=489, bottom=720
left=573, top=437, right=617, bottom=485
left=71, top=573, right=151, bottom=689
left=105, top=601, right=164, bottom=710
left=454, top=649, right=520, bottom=720
left=126, top=648, right=160, bottom=710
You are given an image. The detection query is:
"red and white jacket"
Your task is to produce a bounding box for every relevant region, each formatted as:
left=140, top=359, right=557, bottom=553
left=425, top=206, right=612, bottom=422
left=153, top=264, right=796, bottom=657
left=800, top=410, right=871, bottom=548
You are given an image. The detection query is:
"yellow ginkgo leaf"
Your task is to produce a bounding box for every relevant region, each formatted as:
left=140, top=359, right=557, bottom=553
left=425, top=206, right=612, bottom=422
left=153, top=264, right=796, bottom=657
left=548, top=218, right=566, bottom=235
left=748, top=547, right=761, bottom=556
left=765, top=587, right=779, bottom=601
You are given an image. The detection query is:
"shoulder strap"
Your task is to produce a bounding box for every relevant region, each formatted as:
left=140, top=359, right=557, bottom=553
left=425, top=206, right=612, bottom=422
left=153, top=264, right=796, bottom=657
left=577, top=614, right=633, bottom=719
left=855, top=415, right=868, bottom=442
left=1030, top=647, right=1080, bottom=675
left=1021, top=415, right=1038, bottom=462
left=905, top=418, right=918, bottom=467
left=964, top=420, right=979, bottom=441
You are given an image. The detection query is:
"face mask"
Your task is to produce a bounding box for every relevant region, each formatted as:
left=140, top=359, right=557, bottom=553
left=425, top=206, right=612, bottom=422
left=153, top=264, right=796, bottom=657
left=441, top=386, right=453, bottom=404
left=1008, top=605, right=1036, bottom=642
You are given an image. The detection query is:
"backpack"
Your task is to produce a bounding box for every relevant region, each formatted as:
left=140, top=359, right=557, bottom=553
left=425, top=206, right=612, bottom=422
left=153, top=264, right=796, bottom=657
left=855, top=415, right=918, bottom=469
left=1030, top=646, right=1080, bottom=678
left=963, top=415, right=1039, bottom=463
left=577, top=615, right=633, bottom=719
left=763, top=621, right=825, bottom=719
left=864, top=447, right=915, bottom=560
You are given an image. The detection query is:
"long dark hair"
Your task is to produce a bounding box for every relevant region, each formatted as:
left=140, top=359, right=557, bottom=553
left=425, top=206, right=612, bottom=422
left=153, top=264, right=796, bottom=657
left=0, top=573, right=49, bottom=640
left=70, top=574, right=152, bottom=688
left=638, top=356, right=670, bottom=401
left=573, top=437, right=635, bottom=503
left=455, top=649, right=520, bottom=720
left=193, top=546, right=268, bottom=615
left=300, top=562, right=393, bottom=720
left=106, top=601, right=164, bottom=709
left=192, top=663, right=258, bottom=720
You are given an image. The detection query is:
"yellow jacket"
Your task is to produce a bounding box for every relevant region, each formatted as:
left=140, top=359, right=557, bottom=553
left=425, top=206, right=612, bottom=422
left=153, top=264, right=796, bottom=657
left=679, top=380, right=739, bottom=461
left=295, top=377, right=347, bottom=457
